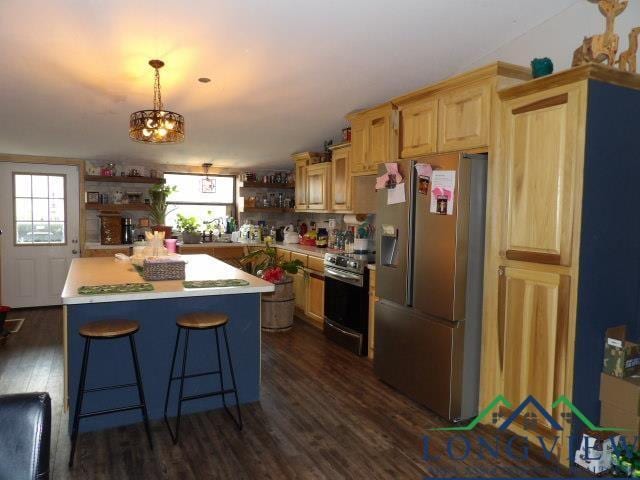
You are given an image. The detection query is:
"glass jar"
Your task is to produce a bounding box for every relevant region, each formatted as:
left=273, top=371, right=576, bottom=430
left=316, top=228, right=328, bottom=248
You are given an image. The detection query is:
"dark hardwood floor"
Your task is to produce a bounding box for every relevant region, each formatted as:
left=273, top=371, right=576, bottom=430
left=0, top=308, right=568, bottom=479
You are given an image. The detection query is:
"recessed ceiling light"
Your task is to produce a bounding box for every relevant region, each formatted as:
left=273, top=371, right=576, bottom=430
left=198, top=77, right=211, bottom=83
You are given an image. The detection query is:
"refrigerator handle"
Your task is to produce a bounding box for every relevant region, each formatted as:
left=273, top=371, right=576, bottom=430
left=405, top=159, right=415, bottom=306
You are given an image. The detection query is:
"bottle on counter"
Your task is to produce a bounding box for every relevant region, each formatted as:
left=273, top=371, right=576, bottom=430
left=121, top=217, right=134, bottom=245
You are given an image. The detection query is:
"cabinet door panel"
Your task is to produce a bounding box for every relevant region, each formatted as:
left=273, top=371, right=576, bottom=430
left=307, top=163, right=330, bottom=210
left=350, top=119, right=367, bottom=174
left=331, top=147, right=351, bottom=211
left=500, top=267, right=570, bottom=430
left=400, top=98, right=438, bottom=158
left=503, top=89, right=582, bottom=266
left=305, top=272, right=325, bottom=325
left=438, top=82, right=490, bottom=152
left=295, top=160, right=308, bottom=210
left=292, top=271, right=307, bottom=311
left=368, top=115, right=389, bottom=168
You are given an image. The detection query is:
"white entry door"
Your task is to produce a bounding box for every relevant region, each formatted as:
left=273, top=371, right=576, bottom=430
left=0, top=162, right=80, bottom=307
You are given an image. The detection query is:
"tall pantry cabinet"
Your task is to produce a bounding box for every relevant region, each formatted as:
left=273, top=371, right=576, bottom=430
left=480, top=64, right=640, bottom=463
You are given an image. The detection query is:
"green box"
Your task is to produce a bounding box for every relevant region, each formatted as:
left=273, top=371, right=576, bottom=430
left=603, top=326, right=640, bottom=378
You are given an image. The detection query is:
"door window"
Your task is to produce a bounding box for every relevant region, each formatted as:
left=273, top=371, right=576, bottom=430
left=13, top=173, right=66, bottom=245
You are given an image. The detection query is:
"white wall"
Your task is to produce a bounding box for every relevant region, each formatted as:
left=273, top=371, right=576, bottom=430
left=460, top=0, right=640, bottom=73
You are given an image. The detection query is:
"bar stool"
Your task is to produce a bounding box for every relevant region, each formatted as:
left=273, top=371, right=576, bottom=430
left=69, top=319, right=153, bottom=467
left=163, top=312, right=242, bottom=444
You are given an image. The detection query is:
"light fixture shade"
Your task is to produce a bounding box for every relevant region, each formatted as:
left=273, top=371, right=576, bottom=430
left=129, top=59, right=184, bottom=144
left=129, top=109, right=185, bottom=144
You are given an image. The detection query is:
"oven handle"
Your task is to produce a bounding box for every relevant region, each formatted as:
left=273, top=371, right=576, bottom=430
left=324, top=267, right=364, bottom=287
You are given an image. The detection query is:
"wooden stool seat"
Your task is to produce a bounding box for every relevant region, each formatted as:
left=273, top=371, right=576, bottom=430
left=79, top=319, right=139, bottom=338
left=177, top=312, right=228, bottom=329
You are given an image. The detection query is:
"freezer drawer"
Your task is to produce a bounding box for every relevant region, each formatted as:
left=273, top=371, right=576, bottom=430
left=373, top=299, right=465, bottom=420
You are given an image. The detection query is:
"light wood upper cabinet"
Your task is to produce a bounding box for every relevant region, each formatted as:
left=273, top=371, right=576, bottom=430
left=292, top=152, right=321, bottom=212
left=502, top=86, right=585, bottom=266
left=347, top=103, right=397, bottom=175
left=368, top=113, right=391, bottom=167
left=294, top=157, right=308, bottom=210
left=350, top=118, right=367, bottom=174
left=399, top=98, right=438, bottom=158
left=306, top=162, right=331, bottom=211
left=437, top=81, right=491, bottom=152
left=499, top=266, right=569, bottom=437
left=331, top=145, right=351, bottom=211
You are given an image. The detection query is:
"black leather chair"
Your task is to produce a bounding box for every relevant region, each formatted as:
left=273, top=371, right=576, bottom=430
left=0, top=392, right=51, bottom=480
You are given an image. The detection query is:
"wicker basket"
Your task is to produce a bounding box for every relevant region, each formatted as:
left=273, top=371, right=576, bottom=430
left=142, top=259, right=186, bottom=281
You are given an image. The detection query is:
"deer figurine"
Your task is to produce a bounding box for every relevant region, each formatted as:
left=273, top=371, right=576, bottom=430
left=617, top=27, right=640, bottom=73
left=572, top=0, right=629, bottom=67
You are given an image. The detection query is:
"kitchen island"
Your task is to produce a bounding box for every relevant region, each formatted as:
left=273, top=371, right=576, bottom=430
left=61, top=254, right=274, bottom=433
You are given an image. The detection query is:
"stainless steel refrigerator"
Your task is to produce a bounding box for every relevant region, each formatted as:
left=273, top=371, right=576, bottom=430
left=374, top=152, right=487, bottom=422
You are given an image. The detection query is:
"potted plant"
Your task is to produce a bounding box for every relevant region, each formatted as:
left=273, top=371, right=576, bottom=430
left=149, top=184, right=177, bottom=238
left=241, top=243, right=303, bottom=331
left=176, top=214, right=202, bottom=244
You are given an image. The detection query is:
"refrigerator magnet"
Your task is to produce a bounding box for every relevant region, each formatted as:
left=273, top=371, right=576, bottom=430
left=415, top=163, right=433, bottom=195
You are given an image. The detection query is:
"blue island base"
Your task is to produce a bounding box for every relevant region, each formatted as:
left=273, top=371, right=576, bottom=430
left=66, top=294, right=261, bottom=433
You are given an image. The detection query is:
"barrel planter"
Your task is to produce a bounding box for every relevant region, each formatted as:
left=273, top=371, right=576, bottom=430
left=261, top=276, right=295, bottom=332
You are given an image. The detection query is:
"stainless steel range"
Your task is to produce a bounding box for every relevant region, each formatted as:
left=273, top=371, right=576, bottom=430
left=323, top=252, right=374, bottom=356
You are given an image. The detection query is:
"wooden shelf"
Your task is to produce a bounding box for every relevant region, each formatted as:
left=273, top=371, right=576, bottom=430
left=85, top=175, right=165, bottom=184
left=242, top=181, right=295, bottom=189
left=243, top=207, right=295, bottom=213
left=85, top=203, right=151, bottom=212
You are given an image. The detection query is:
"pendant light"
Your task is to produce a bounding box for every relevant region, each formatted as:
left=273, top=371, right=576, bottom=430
left=201, top=163, right=215, bottom=193
left=129, top=59, right=185, bottom=144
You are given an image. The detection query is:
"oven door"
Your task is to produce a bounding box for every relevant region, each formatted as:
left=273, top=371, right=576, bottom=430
left=323, top=267, right=368, bottom=333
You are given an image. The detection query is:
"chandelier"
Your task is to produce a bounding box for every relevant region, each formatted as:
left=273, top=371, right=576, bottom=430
left=129, top=59, right=184, bottom=144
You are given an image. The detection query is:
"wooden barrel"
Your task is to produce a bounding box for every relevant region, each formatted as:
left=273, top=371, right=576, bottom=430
left=261, top=277, right=295, bottom=332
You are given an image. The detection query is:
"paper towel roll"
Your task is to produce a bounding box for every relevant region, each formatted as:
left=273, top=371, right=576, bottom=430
left=344, top=214, right=368, bottom=225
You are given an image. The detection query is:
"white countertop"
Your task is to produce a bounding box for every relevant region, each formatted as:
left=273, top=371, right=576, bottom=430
left=178, top=241, right=264, bottom=249
left=84, top=241, right=265, bottom=250
left=61, top=254, right=274, bottom=305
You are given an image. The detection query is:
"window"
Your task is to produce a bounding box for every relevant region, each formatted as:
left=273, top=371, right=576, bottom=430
left=14, top=173, right=66, bottom=245
left=164, top=173, right=235, bottom=230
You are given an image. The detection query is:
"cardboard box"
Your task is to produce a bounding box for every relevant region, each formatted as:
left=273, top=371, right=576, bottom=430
left=603, top=326, right=640, bottom=378
left=600, top=401, right=640, bottom=433
left=599, top=372, right=640, bottom=415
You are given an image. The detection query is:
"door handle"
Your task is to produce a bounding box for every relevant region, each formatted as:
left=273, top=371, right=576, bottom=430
left=72, top=249, right=78, bottom=255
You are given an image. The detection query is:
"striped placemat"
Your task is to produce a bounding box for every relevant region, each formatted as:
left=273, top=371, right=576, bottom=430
left=78, top=283, right=154, bottom=295
left=183, top=279, right=250, bottom=289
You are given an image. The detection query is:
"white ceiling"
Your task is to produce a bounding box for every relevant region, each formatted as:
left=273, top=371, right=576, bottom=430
left=0, top=0, right=579, bottom=169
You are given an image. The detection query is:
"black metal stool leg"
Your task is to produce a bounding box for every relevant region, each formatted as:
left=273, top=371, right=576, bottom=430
left=69, top=338, right=91, bottom=468
left=163, top=327, right=181, bottom=440
left=172, top=328, right=190, bottom=444
left=221, top=325, right=243, bottom=430
left=129, top=335, right=153, bottom=450
left=214, top=328, right=225, bottom=409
